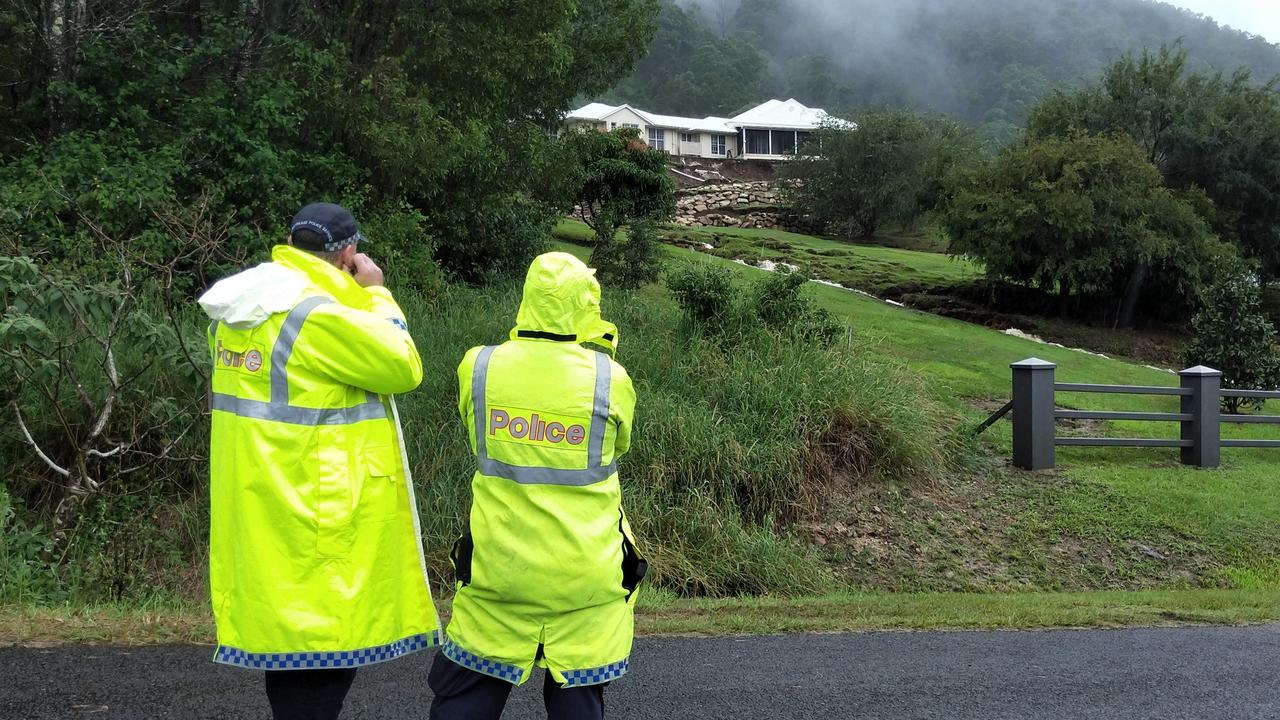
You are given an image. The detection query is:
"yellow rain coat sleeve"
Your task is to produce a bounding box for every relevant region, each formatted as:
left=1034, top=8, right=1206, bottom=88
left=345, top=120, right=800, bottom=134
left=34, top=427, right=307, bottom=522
left=611, top=369, right=636, bottom=456
left=298, top=288, right=423, bottom=395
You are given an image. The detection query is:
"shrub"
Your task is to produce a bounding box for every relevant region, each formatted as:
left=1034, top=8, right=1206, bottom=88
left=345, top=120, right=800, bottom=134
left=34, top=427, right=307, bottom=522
left=1182, top=271, right=1280, bottom=413
left=749, top=267, right=845, bottom=345
left=667, top=262, right=845, bottom=345
left=0, top=485, right=61, bottom=605
left=665, top=263, right=738, bottom=326
left=591, top=220, right=664, bottom=290
left=359, top=201, right=444, bottom=297
left=431, top=195, right=552, bottom=284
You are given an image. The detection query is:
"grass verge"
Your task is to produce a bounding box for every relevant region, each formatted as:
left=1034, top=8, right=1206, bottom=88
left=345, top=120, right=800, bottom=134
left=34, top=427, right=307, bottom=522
left=6, top=589, right=1278, bottom=646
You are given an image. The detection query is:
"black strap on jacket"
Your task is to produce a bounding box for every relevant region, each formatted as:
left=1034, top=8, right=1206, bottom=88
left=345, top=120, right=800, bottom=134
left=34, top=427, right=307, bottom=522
left=516, top=330, right=576, bottom=342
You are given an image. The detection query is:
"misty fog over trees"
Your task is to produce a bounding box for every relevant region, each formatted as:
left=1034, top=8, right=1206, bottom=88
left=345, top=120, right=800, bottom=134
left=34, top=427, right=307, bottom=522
left=604, top=0, right=1280, bottom=140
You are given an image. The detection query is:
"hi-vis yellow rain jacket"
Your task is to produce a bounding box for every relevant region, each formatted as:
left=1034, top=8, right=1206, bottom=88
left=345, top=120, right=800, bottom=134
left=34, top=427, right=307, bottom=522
left=443, top=252, right=645, bottom=688
left=200, top=245, right=440, bottom=670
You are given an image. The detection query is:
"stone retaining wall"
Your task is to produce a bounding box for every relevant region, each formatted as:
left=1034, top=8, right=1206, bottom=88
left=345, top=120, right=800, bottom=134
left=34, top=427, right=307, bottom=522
left=673, top=181, right=788, bottom=229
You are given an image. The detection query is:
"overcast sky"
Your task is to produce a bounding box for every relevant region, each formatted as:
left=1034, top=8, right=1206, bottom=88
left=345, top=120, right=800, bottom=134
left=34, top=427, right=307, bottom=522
left=1165, top=0, right=1280, bottom=43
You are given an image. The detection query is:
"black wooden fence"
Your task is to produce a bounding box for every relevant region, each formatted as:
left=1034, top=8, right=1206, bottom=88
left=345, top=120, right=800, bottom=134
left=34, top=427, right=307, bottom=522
left=1005, top=358, right=1280, bottom=470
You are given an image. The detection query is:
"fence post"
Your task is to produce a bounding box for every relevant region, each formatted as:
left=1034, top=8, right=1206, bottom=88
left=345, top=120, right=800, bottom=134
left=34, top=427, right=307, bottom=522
left=1012, top=358, right=1056, bottom=470
left=1180, top=366, right=1221, bottom=469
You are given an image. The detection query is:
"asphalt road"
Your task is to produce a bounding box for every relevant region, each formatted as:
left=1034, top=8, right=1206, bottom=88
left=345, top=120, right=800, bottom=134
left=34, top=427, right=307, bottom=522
left=5, top=625, right=1280, bottom=719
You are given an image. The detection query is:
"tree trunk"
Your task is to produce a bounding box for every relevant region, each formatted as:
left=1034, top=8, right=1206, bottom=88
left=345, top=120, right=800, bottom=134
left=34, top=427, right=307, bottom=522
left=1117, top=263, right=1150, bottom=329
left=45, top=0, right=66, bottom=132
left=230, top=0, right=264, bottom=85
left=1058, top=279, right=1072, bottom=319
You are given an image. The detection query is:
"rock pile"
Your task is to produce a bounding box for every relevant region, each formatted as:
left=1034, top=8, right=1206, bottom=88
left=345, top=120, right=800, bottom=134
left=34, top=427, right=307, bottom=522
left=672, top=181, right=788, bottom=229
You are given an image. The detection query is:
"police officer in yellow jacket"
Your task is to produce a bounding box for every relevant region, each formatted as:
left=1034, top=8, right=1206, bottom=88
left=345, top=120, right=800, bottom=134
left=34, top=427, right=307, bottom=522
left=429, top=252, right=646, bottom=720
left=200, top=203, right=440, bottom=720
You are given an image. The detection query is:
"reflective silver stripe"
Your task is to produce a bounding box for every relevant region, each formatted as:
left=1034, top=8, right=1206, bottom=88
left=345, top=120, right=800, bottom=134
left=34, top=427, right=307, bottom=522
left=211, top=393, right=386, bottom=425
left=472, top=345, right=617, bottom=486
left=472, top=346, right=498, bottom=462
left=479, top=457, right=618, bottom=486
left=272, top=296, right=332, bottom=404
left=210, top=296, right=386, bottom=427
left=588, top=351, right=611, bottom=468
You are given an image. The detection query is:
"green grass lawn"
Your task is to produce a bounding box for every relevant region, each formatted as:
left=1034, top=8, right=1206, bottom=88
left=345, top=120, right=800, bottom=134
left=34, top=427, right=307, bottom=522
left=554, top=218, right=979, bottom=293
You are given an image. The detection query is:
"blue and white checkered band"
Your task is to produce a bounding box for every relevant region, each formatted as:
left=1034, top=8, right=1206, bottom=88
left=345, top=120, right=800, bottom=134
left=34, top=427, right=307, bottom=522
left=560, top=658, right=631, bottom=687
left=212, top=630, right=441, bottom=670
left=321, top=233, right=361, bottom=252
left=441, top=637, right=526, bottom=684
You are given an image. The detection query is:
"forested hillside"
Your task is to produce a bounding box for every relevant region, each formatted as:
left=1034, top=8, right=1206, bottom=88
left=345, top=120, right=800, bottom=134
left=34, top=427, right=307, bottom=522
left=606, top=0, right=1280, bottom=140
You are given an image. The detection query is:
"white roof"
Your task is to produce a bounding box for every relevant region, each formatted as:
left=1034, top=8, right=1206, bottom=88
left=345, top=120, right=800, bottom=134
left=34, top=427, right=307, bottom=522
left=565, top=103, right=736, bottom=134
left=642, top=111, right=736, bottom=134
left=729, top=98, right=848, bottom=130
left=566, top=102, right=627, bottom=122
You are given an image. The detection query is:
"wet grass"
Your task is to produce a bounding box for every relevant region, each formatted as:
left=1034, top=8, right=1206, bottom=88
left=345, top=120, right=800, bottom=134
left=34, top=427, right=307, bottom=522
left=7, top=588, right=1277, bottom=646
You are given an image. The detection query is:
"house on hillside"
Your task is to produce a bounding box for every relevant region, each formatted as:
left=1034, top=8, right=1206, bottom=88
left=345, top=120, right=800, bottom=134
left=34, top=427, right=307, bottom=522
left=564, top=98, right=847, bottom=160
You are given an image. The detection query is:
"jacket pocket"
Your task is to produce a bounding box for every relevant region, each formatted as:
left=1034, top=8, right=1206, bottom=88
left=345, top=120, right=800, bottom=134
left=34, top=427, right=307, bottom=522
left=316, top=444, right=356, bottom=559
left=450, top=532, right=474, bottom=587
left=619, top=513, right=647, bottom=601
left=364, top=443, right=399, bottom=481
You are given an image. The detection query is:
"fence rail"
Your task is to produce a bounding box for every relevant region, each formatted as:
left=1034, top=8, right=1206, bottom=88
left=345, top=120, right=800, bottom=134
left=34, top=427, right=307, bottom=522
left=1007, top=358, right=1280, bottom=470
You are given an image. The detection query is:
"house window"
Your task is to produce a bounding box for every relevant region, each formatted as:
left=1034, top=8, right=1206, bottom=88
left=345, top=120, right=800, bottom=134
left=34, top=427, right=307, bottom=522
left=772, top=130, right=797, bottom=156
left=711, top=134, right=727, bottom=155
left=795, top=131, right=815, bottom=152
left=648, top=127, right=665, bottom=150
left=744, top=129, right=771, bottom=155
left=680, top=132, right=697, bottom=143
left=610, top=122, right=616, bottom=130
left=623, top=123, right=639, bottom=129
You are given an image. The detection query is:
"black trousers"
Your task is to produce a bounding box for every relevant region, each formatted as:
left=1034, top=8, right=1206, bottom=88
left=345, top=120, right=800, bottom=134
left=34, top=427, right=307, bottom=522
left=428, top=652, right=606, bottom=720
left=264, top=668, right=358, bottom=720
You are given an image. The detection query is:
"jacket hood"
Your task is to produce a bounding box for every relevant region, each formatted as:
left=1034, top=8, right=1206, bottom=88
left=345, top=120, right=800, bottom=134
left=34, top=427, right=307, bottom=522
left=198, top=262, right=309, bottom=330
left=512, top=252, right=612, bottom=346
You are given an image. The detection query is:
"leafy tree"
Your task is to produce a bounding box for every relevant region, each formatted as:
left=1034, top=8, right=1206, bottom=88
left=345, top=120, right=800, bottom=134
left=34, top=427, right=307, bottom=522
left=0, top=0, right=660, bottom=279
left=780, top=110, right=979, bottom=239
left=1183, top=272, right=1280, bottom=413
left=591, top=219, right=665, bottom=290
left=1027, top=45, right=1280, bottom=283
left=944, top=132, right=1227, bottom=326
left=559, top=128, right=675, bottom=281
left=0, top=254, right=202, bottom=558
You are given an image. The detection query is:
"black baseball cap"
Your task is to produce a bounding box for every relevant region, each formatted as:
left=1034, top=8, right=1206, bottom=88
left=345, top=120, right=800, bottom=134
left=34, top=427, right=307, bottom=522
left=289, top=202, right=365, bottom=252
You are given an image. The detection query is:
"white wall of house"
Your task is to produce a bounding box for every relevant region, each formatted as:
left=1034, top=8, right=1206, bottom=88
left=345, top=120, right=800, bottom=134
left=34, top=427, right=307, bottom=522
left=698, top=131, right=738, bottom=159
left=601, top=107, right=648, bottom=132
left=663, top=128, right=740, bottom=159
left=645, top=127, right=673, bottom=154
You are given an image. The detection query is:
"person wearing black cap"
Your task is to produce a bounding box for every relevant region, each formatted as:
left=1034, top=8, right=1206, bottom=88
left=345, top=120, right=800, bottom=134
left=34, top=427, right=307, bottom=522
left=198, top=202, right=442, bottom=720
